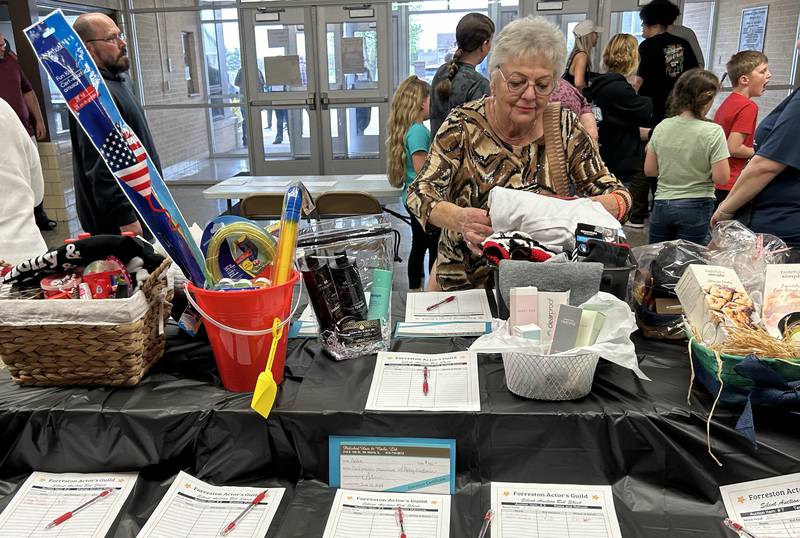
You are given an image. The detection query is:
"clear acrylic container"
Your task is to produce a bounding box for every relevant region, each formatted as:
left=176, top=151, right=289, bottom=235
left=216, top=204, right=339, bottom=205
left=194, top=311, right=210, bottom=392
left=296, top=215, right=396, bottom=360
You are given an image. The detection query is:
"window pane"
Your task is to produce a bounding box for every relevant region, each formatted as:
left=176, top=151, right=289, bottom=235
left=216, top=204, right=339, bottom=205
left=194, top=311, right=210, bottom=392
left=681, top=0, right=714, bottom=68
left=260, top=109, right=312, bottom=161
left=145, top=107, right=247, bottom=181
left=326, top=22, right=379, bottom=91
left=131, top=0, right=232, bottom=9
left=407, top=10, right=490, bottom=83
left=610, top=11, right=644, bottom=44
left=134, top=13, right=241, bottom=105
left=330, top=106, right=380, bottom=160
left=540, top=13, right=587, bottom=52
left=254, top=23, right=308, bottom=92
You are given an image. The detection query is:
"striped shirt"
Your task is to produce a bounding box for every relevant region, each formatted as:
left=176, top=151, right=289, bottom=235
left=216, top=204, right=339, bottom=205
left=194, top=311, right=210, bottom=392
left=407, top=96, right=626, bottom=290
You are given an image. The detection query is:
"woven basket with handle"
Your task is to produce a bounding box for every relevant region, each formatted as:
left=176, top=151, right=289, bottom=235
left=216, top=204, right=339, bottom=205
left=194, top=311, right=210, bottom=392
left=0, top=258, right=173, bottom=386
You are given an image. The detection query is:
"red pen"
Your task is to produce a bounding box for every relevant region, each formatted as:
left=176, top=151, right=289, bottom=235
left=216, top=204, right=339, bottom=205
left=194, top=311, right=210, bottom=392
left=423, top=366, right=429, bottom=396
left=723, top=518, right=759, bottom=538
left=395, top=506, right=407, bottom=538
left=426, top=295, right=456, bottom=311
left=221, top=491, right=267, bottom=536
left=45, top=487, right=114, bottom=529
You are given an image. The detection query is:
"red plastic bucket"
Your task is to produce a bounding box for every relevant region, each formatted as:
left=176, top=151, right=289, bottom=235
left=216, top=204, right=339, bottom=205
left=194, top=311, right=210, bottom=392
left=186, top=272, right=298, bottom=392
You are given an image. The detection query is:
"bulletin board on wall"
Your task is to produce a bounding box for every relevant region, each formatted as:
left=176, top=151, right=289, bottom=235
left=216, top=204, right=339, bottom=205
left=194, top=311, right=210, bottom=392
left=738, top=6, right=768, bottom=52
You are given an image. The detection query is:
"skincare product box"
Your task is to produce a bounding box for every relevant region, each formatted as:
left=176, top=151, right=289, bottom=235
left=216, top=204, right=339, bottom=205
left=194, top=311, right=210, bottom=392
left=549, top=304, right=583, bottom=354
left=512, top=323, right=541, bottom=341
left=762, top=264, right=800, bottom=339
left=575, top=309, right=606, bottom=348
left=676, top=265, right=755, bottom=344
left=538, top=291, right=570, bottom=343
left=510, top=286, right=538, bottom=332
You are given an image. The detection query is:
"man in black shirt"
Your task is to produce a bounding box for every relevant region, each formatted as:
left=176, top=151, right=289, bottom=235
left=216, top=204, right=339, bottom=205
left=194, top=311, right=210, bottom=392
left=627, top=0, right=699, bottom=228
left=70, top=13, right=159, bottom=239
left=638, top=0, right=699, bottom=127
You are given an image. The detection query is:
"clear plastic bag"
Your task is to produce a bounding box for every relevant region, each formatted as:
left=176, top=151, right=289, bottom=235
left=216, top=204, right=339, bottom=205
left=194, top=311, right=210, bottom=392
left=707, top=220, right=790, bottom=301
left=631, top=240, right=707, bottom=340
left=296, top=215, right=396, bottom=360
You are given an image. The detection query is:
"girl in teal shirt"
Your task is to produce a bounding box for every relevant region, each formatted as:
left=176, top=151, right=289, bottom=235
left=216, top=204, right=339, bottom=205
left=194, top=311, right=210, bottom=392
left=387, top=75, right=438, bottom=290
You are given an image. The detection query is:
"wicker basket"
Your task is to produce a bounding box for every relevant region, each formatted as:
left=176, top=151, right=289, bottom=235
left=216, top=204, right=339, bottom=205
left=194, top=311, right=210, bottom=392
left=0, top=259, right=173, bottom=386
left=502, top=350, right=600, bottom=401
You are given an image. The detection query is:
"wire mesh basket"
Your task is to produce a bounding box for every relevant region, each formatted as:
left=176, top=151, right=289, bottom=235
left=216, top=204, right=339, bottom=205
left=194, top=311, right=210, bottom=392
left=502, top=351, right=600, bottom=401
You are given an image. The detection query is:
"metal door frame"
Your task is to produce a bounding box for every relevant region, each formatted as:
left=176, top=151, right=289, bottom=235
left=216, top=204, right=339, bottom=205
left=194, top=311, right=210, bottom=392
left=242, top=5, right=322, bottom=175
left=316, top=2, right=391, bottom=175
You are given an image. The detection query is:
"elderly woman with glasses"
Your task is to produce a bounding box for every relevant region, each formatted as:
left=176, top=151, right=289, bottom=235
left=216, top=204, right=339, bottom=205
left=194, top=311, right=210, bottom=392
left=407, top=16, right=631, bottom=291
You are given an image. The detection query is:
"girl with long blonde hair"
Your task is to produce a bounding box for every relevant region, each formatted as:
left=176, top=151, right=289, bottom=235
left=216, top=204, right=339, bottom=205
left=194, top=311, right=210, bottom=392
left=386, top=75, right=437, bottom=290
left=563, top=20, right=600, bottom=90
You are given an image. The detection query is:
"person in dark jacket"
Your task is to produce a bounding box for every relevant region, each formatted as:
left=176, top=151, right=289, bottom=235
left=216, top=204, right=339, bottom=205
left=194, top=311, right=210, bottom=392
left=584, top=34, right=652, bottom=196
left=70, top=13, right=159, bottom=239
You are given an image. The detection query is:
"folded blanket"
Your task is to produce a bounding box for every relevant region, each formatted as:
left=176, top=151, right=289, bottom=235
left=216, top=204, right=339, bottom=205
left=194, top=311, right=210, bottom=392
left=488, top=187, right=621, bottom=253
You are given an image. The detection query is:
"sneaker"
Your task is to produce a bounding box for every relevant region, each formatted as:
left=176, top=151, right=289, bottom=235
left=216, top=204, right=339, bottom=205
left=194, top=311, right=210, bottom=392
left=625, top=218, right=645, bottom=229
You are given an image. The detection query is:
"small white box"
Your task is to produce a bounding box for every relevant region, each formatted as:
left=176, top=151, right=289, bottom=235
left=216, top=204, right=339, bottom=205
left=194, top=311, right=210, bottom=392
left=512, top=323, right=541, bottom=341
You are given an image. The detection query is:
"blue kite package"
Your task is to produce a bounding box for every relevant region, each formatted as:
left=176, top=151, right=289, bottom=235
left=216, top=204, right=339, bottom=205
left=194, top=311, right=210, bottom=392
left=201, top=216, right=277, bottom=284
left=25, top=10, right=209, bottom=286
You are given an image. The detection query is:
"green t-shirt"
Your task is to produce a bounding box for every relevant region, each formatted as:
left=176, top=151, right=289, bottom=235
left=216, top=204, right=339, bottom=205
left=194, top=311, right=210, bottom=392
left=403, top=122, right=431, bottom=205
left=649, top=116, right=730, bottom=200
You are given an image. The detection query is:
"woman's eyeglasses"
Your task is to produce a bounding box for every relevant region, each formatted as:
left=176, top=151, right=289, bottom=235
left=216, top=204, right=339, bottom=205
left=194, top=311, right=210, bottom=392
left=498, top=69, right=555, bottom=97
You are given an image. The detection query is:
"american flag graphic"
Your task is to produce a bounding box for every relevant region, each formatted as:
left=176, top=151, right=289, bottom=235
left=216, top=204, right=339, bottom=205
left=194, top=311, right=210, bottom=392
left=100, top=126, right=153, bottom=197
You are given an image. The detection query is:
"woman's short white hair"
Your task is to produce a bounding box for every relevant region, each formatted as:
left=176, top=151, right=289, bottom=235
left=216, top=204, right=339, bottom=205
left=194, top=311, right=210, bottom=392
left=490, top=16, right=567, bottom=79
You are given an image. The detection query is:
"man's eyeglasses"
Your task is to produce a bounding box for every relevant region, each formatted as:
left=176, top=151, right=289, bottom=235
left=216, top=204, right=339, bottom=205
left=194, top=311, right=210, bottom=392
left=86, top=33, right=125, bottom=45
left=497, top=69, right=555, bottom=97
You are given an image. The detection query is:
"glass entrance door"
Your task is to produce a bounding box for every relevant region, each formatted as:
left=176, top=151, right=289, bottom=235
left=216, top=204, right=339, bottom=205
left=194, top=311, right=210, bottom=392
left=316, top=3, right=390, bottom=174
left=534, top=0, right=599, bottom=68
left=242, top=3, right=391, bottom=176
left=243, top=6, right=320, bottom=175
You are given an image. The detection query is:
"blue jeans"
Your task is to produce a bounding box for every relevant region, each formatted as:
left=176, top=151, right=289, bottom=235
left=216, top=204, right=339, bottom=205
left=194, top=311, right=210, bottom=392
left=648, top=198, right=714, bottom=245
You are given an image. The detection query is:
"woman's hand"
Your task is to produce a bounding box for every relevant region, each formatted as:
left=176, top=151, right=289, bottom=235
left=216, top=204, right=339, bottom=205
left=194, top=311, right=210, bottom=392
left=459, top=207, right=493, bottom=255
left=710, top=207, right=735, bottom=228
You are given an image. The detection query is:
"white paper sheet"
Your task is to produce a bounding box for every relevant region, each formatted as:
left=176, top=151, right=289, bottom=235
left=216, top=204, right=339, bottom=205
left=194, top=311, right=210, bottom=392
left=720, top=472, right=800, bottom=538
left=248, top=179, right=292, bottom=187
left=137, top=471, right=284, bottom=538
left=291, top=304, right=319, bottom=337
left=395, top=321, right=491, bottom=337
left=321, top=489, right=450, bottom=538
left=491, top=482, right=622, bottom=538
left=0, top=472, right=137, bottom=538
left=405, top=290, right=492, bottom=322
left=365, top=351, right=480, bottom=412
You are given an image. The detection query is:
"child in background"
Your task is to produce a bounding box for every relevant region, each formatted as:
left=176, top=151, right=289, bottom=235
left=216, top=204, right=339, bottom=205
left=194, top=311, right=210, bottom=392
left=386, top=75, right=438, bottom=291
left=645, top=69, right=730, bottom=245
left=713, top=51, right=770, bottom=206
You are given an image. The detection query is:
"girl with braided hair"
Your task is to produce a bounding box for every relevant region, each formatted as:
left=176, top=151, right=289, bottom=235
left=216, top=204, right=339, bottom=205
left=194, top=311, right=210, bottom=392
left=429, top=13, right=495, bottom=138
left=386, top=75, right=438, bottom=290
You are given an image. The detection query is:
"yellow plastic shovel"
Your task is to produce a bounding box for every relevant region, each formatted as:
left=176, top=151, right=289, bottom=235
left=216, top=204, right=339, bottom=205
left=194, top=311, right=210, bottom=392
left=251, top=317, right=283, bottom=419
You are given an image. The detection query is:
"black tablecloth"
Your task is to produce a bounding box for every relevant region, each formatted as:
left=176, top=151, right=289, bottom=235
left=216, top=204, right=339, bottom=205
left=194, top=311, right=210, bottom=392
left=0, top=292, right=798, bottom=537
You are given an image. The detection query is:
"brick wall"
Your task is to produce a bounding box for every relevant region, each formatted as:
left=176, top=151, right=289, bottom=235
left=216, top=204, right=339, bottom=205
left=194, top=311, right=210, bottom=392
left=37, top=141, right=82, bottom=236
left=705, top=0, right=799, bottom=122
